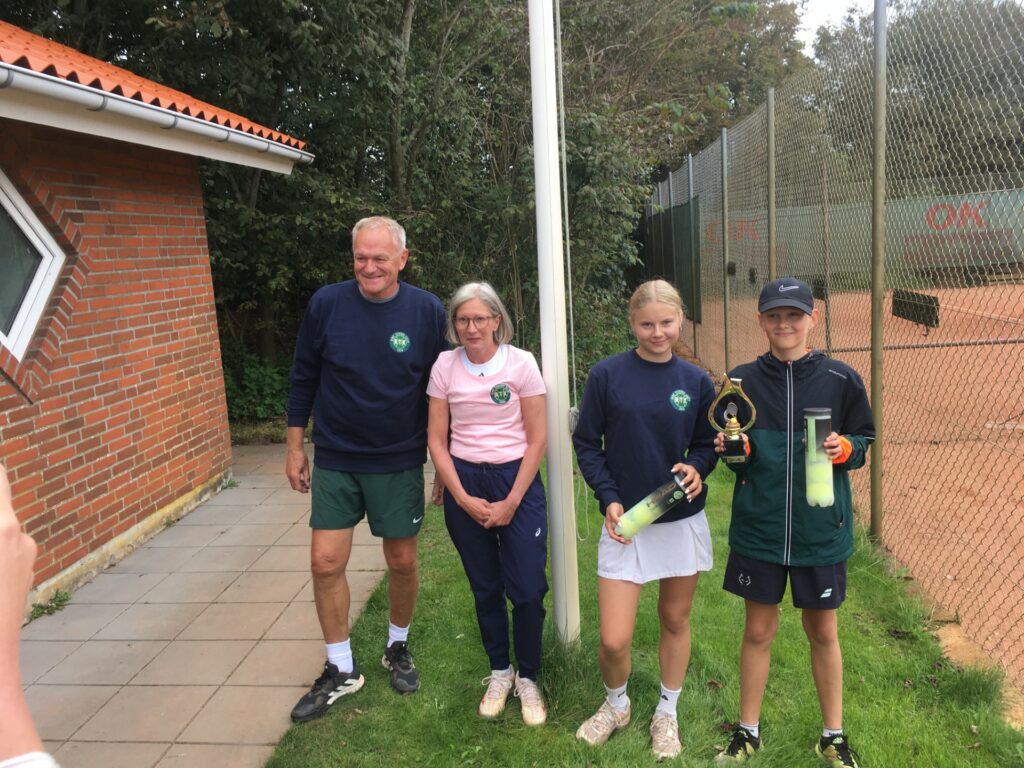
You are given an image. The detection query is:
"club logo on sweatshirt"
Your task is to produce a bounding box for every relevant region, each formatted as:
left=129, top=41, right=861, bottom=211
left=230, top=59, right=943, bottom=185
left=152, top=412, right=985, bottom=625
left=669, top=389, right=691, bottom=411
left=490, top=383, right=511, bottom=404
left=389, top=332, right=411, bottom=353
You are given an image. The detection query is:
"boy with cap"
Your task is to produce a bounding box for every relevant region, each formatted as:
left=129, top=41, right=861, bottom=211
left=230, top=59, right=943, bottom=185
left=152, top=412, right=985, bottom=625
left=713, top=278, right=874, bottom=768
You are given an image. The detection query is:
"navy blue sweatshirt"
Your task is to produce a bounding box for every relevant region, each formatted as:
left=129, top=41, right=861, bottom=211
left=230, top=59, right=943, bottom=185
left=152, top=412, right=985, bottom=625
left=288, top=280, right=448, bottom=473
left=572, top=350, right=718, bottom=523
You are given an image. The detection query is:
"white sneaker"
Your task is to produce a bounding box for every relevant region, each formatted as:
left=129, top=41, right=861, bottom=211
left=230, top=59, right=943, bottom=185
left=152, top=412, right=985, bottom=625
left=576, top=700, right=631, bottom=745
left=650, top=712, right=682, bottom=760
left=514, top=672, right=547, bottom=726
left=478, top=669, right=515, bottom=719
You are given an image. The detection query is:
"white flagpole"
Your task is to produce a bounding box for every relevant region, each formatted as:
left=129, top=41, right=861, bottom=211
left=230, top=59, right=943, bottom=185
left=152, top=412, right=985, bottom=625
left=527, top=0, right=580, bottom=643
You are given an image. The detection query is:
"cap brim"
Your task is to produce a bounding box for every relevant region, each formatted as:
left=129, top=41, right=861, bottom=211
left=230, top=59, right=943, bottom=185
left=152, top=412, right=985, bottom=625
left=758, top=298, right=813, bottom=313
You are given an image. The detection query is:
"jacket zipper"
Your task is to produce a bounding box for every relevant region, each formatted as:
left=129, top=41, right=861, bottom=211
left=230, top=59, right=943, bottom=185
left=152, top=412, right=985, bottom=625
left=784, top=361, right=794, bottom=565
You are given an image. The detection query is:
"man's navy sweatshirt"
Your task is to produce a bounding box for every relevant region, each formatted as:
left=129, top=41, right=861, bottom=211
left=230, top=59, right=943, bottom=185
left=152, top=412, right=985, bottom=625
left=287, top=280, right=448, bottom=473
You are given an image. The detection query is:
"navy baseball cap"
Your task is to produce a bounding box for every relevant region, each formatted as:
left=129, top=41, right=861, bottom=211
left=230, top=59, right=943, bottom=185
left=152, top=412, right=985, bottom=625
left=758, top=277, right=814, bottom=314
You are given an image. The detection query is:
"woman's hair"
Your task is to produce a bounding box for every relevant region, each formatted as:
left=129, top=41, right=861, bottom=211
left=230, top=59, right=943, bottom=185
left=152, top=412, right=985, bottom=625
left=628, top=279, right=685, bottom=319
left=446, top=281, right=515, bottom=346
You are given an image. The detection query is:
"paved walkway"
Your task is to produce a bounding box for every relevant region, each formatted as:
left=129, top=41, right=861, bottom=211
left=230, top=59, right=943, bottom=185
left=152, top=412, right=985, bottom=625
left=21, top=444, right=387, bottom=768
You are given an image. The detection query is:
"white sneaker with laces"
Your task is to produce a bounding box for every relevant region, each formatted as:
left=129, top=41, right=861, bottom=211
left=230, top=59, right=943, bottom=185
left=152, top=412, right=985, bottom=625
left=478, top=669, right=515, bottom=719
left=514, top=672, right=547, bottom=726
left=576, top=699, right=631, bottom=746
left=650, top=712, right=682, bottom=760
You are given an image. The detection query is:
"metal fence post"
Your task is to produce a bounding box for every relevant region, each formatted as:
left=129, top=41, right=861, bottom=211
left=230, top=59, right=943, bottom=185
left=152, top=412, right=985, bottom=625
left=767, top=87, right=777, bottom=281
left=870, top=0, right=887, bottom=541
left=688, top=155, right=699, bottom=357
left=667, top=172, right=675, bottom=284
left=721, top=127, right=731, bottom=373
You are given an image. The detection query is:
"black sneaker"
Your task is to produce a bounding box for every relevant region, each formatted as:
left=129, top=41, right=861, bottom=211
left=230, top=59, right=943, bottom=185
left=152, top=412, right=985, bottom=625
left=816, top=733, right=861, bottom=768
left=381, top=641, right=420, bottom=694
left=715, top=725, right=761, bottom=764
left=290, top=661, right=364, bottom=722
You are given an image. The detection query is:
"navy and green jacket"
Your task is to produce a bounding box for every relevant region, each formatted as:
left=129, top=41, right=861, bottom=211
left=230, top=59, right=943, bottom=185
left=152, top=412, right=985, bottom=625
left=725, top=350, right=874, bottom=566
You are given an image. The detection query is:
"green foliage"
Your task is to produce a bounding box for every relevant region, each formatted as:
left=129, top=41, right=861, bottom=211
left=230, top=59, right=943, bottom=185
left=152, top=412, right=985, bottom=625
left=221, top=342, right=290, bottom=422
left=29, top=590, right=70, bottom=621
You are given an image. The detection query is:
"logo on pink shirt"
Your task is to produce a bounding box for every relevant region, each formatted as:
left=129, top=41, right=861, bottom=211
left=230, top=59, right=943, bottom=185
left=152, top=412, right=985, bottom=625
left=490, top=383, right=511, bottom=404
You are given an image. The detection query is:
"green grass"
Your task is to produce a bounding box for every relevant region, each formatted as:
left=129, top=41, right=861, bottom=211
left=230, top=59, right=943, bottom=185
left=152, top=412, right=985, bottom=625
left=268, top=467, right=1024, bottom=767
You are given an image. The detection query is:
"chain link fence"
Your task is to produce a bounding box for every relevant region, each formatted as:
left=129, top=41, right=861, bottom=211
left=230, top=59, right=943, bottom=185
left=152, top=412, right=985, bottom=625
left=641, top=0, right=1024, bottom=689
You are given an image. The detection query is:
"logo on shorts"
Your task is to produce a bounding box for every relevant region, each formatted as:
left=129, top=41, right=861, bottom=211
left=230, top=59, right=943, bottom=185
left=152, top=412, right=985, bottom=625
left=534, top=528, right=542, bottom=537
left=490, top=383, right=512, bottom=404
left=412, top=515, right=423, bottom=524
left=669, top=389, right=691, bottom=411
left=389, top=332, right=411, bottom=352
left=820, top=587, right=833, bottom=599
left=738, top=572, right=752, bottom=587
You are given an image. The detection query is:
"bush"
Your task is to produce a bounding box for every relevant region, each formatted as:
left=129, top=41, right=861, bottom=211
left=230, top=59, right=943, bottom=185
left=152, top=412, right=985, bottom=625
left=221, top=344, right=290, bottom=422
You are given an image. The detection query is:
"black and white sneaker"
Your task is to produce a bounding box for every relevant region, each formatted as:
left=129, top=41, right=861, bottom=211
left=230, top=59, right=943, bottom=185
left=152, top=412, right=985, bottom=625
left=290, top=660, right=364, bottom=722
left=381, top=641, right=420, bottom=694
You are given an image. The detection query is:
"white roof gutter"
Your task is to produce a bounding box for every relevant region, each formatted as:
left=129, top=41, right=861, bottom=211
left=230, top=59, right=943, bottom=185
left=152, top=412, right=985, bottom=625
left=0, top=62, right=314, bottom=175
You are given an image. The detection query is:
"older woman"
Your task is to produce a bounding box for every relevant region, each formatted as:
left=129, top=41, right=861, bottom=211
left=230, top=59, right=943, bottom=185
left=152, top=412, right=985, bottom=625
left=426, top=282, right=549, bottom=726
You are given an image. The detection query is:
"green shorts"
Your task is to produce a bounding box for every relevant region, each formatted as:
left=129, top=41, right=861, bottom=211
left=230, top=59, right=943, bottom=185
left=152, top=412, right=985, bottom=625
left=310, top=466, right=425, bottom=539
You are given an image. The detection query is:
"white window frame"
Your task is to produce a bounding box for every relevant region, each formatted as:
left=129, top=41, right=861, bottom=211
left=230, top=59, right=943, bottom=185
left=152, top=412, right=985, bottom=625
left=0, top=168, right=66, bottom=361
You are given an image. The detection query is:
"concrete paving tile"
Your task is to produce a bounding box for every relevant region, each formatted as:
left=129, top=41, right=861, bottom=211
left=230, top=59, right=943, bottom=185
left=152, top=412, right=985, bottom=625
left=72, top=573, right=167, bottom=604
left=204, top=488, right=274, bottom=507
left=248, top=545, right=309, bottom=572
left=226, top=639, right=325, bottom=686
left=236, top=504, right=309, bottom=525
left=263, top=601, right=338, bottom=640
left=132, top=640, right=255, bottom=685
left=54, top=741, right=170, bottom=768
left=209, top=524, right=289, bottom=547
left=20, top=604, right=127, bottom=641
left=294, top=578, right=314, bottom=602
left=178, top=686, right=308, bottom=744
left=75, top=685, right=216, bottom=742
left=233, top=474, right=289, bottom=489
left=216, top=571, right=308, bottom=603
left=176, top=505, right=249, bottom=527
left=94, top=603, right=206, bottom=640
left=261, top=486, right=317, bottom=505
left=347, top=570, right=386, bottom=603
left=143, top=525, right=224, bottom=548
left=347, top=543, right=387, bottom=571
left=274, top=523, right=311, bottom=546
left=352, top=523, right=377, bottom=545
left=179, top=603, right=287, bottom=640
left=155, top=744, right=274, bottom=768
left=141, top=572, right=237, bottom=603
left=39, top=641, right=167, bottom=685
left=177, top=546, right=265, bottom=572
left=24, top=685, right=119, bottom=740
left=19, top=641, right=82, bottom=684
left=110, top=546, right=199, bottom=574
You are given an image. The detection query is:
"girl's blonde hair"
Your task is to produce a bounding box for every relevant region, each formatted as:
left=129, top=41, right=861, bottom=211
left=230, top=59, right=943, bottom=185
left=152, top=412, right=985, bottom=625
left=628, top=279, right=685, bottom=319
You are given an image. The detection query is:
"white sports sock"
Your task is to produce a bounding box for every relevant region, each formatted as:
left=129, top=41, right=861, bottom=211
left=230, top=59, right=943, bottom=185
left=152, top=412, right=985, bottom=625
left=823, top=726, right=844, bottom=739
left=387, top=621, right=410, bottom=648
left=740, top=721, right=760, bottom=739
left=655, top=683, right=681, bottom=718
left=326, top=639, right=353, bottom=674
left=604, top=681, right=630, bottom=713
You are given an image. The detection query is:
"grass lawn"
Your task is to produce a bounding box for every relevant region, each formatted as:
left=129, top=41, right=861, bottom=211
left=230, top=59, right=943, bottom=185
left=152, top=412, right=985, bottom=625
left=268, top=466, right=1024, bottom=767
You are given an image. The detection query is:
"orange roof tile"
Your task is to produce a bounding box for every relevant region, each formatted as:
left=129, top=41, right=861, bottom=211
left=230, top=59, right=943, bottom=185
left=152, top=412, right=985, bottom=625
left=0, top=20, right=306, bottom=151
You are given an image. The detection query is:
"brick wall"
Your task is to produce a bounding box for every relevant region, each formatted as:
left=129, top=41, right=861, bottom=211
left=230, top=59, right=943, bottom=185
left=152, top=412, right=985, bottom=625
left=0, top=119, right=232, bottom=586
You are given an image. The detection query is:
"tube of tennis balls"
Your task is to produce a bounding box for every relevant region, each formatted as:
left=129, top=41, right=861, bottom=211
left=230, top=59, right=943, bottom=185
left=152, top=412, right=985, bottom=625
left=614, top=472, right=689, bottom=539
left=804, top=408, right=835, bottom=507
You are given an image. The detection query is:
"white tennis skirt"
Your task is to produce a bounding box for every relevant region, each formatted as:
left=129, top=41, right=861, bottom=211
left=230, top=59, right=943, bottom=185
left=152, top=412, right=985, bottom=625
left=597, top=510, right=714, bottom=584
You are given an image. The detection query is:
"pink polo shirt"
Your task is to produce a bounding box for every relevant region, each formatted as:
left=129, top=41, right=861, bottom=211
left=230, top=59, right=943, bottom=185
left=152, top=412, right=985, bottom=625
left=427, top=345, right=546, bottom=464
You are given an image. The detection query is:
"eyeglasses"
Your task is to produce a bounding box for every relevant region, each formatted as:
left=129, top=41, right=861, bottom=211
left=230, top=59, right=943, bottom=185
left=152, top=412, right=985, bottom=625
left=454, top=315, right=497, bottom=329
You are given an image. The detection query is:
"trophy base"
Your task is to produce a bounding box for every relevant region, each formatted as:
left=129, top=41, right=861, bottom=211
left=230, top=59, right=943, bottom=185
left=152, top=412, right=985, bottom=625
left=723, top=454, right=747, bottom=465
left=722, top=438, right=747, bottom=464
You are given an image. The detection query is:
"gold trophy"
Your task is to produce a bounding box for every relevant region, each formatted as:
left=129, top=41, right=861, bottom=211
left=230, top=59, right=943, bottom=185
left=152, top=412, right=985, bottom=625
left=708, top=377, right=757, bottom=464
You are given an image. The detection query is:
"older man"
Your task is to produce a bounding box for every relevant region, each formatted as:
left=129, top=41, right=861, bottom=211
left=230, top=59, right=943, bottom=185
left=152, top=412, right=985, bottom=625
left=286, top=216, right=447, bottom=722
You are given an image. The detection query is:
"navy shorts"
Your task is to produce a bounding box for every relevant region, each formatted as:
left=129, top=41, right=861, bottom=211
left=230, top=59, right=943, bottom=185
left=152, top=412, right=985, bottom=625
left=723, top=550, right=847, bottom=609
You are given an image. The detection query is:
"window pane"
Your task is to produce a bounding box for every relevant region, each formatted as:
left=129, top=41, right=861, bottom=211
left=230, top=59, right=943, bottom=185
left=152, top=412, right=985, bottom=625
left=0, top=207, right=42, bottom=336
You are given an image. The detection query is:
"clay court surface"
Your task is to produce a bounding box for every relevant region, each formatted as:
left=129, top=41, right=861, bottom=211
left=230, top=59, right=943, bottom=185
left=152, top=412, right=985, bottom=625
left=688, top=283, right=1024, bottom=687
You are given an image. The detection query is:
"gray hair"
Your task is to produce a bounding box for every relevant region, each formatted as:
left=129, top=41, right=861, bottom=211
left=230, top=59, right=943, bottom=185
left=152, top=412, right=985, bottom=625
left=351, top=216, right=406, bottom=251
left=447, top=281, right=514, bottom=346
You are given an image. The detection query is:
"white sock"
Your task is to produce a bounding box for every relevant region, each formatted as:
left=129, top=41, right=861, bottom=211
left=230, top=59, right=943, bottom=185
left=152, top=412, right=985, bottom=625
left=492, top=665, right=514, bottom=678
left=326, top=639, right=352, bottom=674
left=823, top=726, right=844, bottom=739
left=740, top=721, right=760, bottom=739
left=655, top=683, right=681, bottom=718
left=387, top=621, right=410, bottom=648
left=604, top=681, right=630, bottom=713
